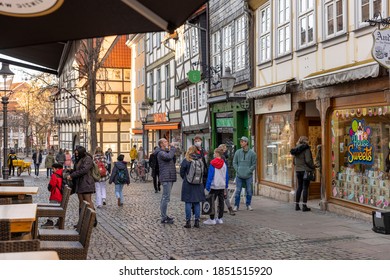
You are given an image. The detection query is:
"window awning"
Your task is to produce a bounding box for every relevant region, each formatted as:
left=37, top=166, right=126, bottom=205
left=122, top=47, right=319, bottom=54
left=246, top=79, right=296, bottom=99
left=302, top=61, right=380, bottom=90
left=144, top=122, right=180, bottom=130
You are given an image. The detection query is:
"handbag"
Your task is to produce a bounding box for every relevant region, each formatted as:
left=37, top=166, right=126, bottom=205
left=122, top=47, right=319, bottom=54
left=303, top=170, right=316, bottom=181
left=201, top=193, right=215, bottom=216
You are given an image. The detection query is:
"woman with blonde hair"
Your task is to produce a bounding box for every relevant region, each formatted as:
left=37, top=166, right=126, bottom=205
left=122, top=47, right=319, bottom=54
left=290, top=136, right=315, bottom=211
left=93, top=146, right=109, bottom=208
left=180, top=145, right=206, bottom=228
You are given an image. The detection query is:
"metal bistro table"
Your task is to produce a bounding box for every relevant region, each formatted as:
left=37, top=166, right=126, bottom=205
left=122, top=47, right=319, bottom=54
left=0, top=204, right=37, bottom=234
left=0, top=186, right=38, bottom=204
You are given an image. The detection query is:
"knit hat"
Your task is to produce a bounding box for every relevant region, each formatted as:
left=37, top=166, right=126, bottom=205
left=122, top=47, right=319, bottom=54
left=240, top=136, right=249, bottom=142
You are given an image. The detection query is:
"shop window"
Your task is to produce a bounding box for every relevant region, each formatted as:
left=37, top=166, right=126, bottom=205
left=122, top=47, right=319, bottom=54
left=261, top=114, right=292, bottom=186
left=331, top=106, right=390, bottom=209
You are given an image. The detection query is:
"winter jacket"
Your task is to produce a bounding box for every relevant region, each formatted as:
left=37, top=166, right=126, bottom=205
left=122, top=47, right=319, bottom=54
left=64, top=153, right=72, bottom=167
left=205, top=158, right=229, bottom=192
left=233, top=148, right=257, bottom=179
left=49, top=168, right=63, bottom=202
left=8, top=153, right=17, bottom=166
left=180, top=154, right=206, bottom=203
left=290, top=144, right=315, bottom=172
left=130, top=148, right=137, bottom=160
left=32, top=152, right=42, bottom=165
left=71, top=154, right=95, bottom=194
left=109, top=161, right=130, bottom=185
left=154, top=146, right=176, bottom=183
left=93, top=153, right=110, bottom=182
left=45, top=154, right=55, bottom=168
left=56, top=152, right=66, bottom=164
left=149, top=152, right=159, bottom=177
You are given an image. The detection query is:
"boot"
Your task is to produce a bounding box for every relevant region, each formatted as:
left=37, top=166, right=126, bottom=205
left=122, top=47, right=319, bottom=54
left=228, top=207, right=236, bottom=216
left=184, top=220, right=191, bottom=228
left=194, top=219, right=200, bottom=228
left=295, top=204, right=301, bottom=211
left=302, top=204, right=311, bottom=212
left=93, top=217, right=98, bottom=227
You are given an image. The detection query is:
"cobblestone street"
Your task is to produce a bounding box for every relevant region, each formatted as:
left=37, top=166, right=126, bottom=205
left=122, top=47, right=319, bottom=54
left=24, top=168, right=390, bottom=260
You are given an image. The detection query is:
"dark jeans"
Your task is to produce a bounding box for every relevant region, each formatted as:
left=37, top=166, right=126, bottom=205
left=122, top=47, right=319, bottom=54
left=152, top=174, right=161, bottom=191
left=107, top=163, right=112, bottom=174
left=296, top=171, right=310, bottom=204
left=46, top=168, right=52, bottom=178
left=34, top=163, right=40, bottom=176
left=210, top=189, right=225, bottom=220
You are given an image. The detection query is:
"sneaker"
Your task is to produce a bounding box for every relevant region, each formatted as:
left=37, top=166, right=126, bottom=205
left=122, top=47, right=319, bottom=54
left=41, top=220, right=54, bottom=228
left=216, top=218, right=224, bottom=224
left=233, top=206, right=238, bottom=212
left=161, top=217, right=174, bottom=224
left=54, top=220, right=60, bottom=227
left=102, top=199, right=106, bottom=205
left=166, top=216, right=175, bottom=221
left=247, top=205, right=253, bottom=211
left=203, top=218, right=216, bottom=225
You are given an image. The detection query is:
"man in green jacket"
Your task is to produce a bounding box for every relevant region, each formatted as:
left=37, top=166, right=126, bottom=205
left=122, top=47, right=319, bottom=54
left=233, top=136, right=257, bottom=211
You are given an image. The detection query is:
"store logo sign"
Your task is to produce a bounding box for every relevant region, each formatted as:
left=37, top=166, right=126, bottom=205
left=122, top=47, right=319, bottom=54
left=372, top=28, right=390, bottom=69
left=0, top=0, right=64, bottom=17
left=347, top=119, right=374, bottom=165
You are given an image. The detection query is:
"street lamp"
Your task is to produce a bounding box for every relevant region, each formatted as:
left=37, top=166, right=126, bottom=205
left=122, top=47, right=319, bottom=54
left=0, top=63, right=15, bottom=179
left=139, top=102, right=150, bottom=153
left=221, top=66, right=236, bottom=102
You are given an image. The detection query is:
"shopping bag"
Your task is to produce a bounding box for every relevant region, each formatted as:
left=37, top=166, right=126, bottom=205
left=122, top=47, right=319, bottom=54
left=202, top=193, right=215, bottom=215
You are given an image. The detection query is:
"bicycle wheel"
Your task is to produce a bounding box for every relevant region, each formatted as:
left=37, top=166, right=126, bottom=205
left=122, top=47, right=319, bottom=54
left=130, top=168, right=139, bottom=182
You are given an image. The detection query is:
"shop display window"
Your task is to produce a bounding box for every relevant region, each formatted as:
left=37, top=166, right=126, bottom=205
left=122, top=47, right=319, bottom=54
left=331, top=106, right=390, bottom=209
left=262, top=114, right=293, bottom=186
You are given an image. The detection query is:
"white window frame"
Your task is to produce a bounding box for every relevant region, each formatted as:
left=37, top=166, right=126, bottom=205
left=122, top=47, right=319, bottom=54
left=297, top=0, right=315, bottom=49
left=182, top=89, right=189, bottom=113
left=191, top=27, right=199, bottom=55
left=189, top=87, right=197, bottom=111
left=184, top=31, right=190, bottom=60
left=222, top=24, right=233, bottom=71
left=259, top=4, right=271, bottom=63
left=165, top=64, right=170, bottom=99
left=198, top=83, right=207, bottom=109
left=357, top=0, right=387, bottom=29
left=211, top=31, right=221, bottom=69
left=235, top=16, right=246, bottom=71
left=156, top=69, right=161, bottom=102
left=324, top=0, right=347, bottom=39
left=276, top=0, right=291, bottom=56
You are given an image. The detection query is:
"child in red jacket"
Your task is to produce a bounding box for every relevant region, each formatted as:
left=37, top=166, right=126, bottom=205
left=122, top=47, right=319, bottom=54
left=41, top=163, right=63, bottom=228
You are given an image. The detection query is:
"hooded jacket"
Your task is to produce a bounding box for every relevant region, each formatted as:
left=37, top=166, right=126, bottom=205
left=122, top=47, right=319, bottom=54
left=205, top=157, right=229, bottom=192
left=233, top=147, right=257, bottom=179
left=49, top=168, right=63, bottom=202
left=290, top=144, right=315, bottom=172
left=153, top=146, right=176, bottom=182
left=109, top=161, right=130, bottom=185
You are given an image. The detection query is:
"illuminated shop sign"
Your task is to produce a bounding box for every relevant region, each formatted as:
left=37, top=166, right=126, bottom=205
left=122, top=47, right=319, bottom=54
left=347, top=119, right=374, bottom=165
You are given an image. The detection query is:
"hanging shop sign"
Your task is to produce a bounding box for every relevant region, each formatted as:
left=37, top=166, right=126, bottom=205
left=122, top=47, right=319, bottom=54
left=372, top=28, right=390, bottom=69
left=0, top=0, right=64, bottom=17
left=347, top=119, right=374, bottom=165
left=187, top=70, right=201, bottom=83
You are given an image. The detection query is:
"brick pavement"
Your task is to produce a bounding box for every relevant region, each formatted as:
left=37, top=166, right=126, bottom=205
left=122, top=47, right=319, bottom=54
left=21, top=167, right=390, bottom=260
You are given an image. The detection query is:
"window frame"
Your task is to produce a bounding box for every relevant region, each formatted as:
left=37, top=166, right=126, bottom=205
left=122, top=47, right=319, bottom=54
left=222, top=24, right=233, bottom=71
left=323, top=0, right=347, bottom=40
left=235, top=16, right=246, bottom=71
left=357, top=0, right=387, bottom=29
left=182, top=89, right=189, bottom=113
left=297, top=0, right=316, bottom=50
left=211, top=31, right=221, bottom=70
left=165, top=64, right=170, bottom=99
left=276, top=0, right=291, bottom=57
left=258, top=4, right=272, bottom=63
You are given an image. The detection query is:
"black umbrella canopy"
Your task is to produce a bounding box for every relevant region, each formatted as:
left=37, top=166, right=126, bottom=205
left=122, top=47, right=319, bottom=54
left=0, top=0, right=208, bottom=74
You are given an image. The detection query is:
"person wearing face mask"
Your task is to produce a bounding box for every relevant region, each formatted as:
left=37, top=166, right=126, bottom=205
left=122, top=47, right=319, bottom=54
left=193, top=135, right=208, bottom=187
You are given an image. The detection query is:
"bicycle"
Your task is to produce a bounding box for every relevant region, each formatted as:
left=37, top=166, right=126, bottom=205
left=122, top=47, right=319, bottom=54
left=130, top=160, right=151, bottom=182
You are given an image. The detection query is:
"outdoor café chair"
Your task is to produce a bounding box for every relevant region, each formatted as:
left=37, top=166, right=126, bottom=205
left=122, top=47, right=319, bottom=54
left=0, top=238, right=40, bottom=253
left=38, top=201, right=89, bottom=241
left=39, top=207, right=96, bottom=260
left=0, top=220, right=11, bottom=240
left=33, top=186, right=71, bottom=238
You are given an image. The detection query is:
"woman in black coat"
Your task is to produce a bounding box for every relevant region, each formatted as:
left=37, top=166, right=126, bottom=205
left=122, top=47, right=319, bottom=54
left=180, top=145, right=206, bottom=229
left=149, top=146, right=161, bottom=193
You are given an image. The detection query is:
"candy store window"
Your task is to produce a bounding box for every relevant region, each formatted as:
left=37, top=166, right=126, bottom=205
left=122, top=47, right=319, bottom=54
left=331, top=106, right=390, bottom=209
left=261, top=114, right=293, bottom=186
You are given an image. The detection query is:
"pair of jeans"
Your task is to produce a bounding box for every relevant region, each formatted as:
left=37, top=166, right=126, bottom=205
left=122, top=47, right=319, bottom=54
left=46, top=168, right=52, bottom=178
left=160, top=181, right=173, bottom=220
left=115, top=184, right=124, bottom=203
left=296, top=171, right=310, bottom=204
left=210, top=189, right=225, bottom=220
left=34, top=163, right=40, bottom=176
left=95, top=181, right=107, bottom=207
left=234, top=176, right=253, bottom=208
left=185, top=202, right=200, bottom=221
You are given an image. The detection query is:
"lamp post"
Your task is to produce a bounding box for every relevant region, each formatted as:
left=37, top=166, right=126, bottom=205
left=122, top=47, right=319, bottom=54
left=221, top=66, right=236, bottom=102
left=139, top=102, right=150, bottom=153
left=0, top=63, right=15, bottom=180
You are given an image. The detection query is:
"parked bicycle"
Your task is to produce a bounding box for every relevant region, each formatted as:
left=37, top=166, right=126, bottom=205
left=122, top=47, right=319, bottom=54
left=130, top=160, right=151, bottom=182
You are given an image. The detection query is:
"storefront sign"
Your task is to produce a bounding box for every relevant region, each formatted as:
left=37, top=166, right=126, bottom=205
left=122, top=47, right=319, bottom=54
left=347, top=119, right=374, bottom=165
left=255, top=94, right=291, bottom=115
left=372, top=28, right=390, bottom=69
left=153, top=113, right=167, bottom=123
left=0, top=0, right=64, bottom=17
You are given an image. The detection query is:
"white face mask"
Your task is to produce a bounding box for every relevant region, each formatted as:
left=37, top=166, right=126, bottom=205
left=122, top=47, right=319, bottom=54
left=194, top=141, right=202, bottom=148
